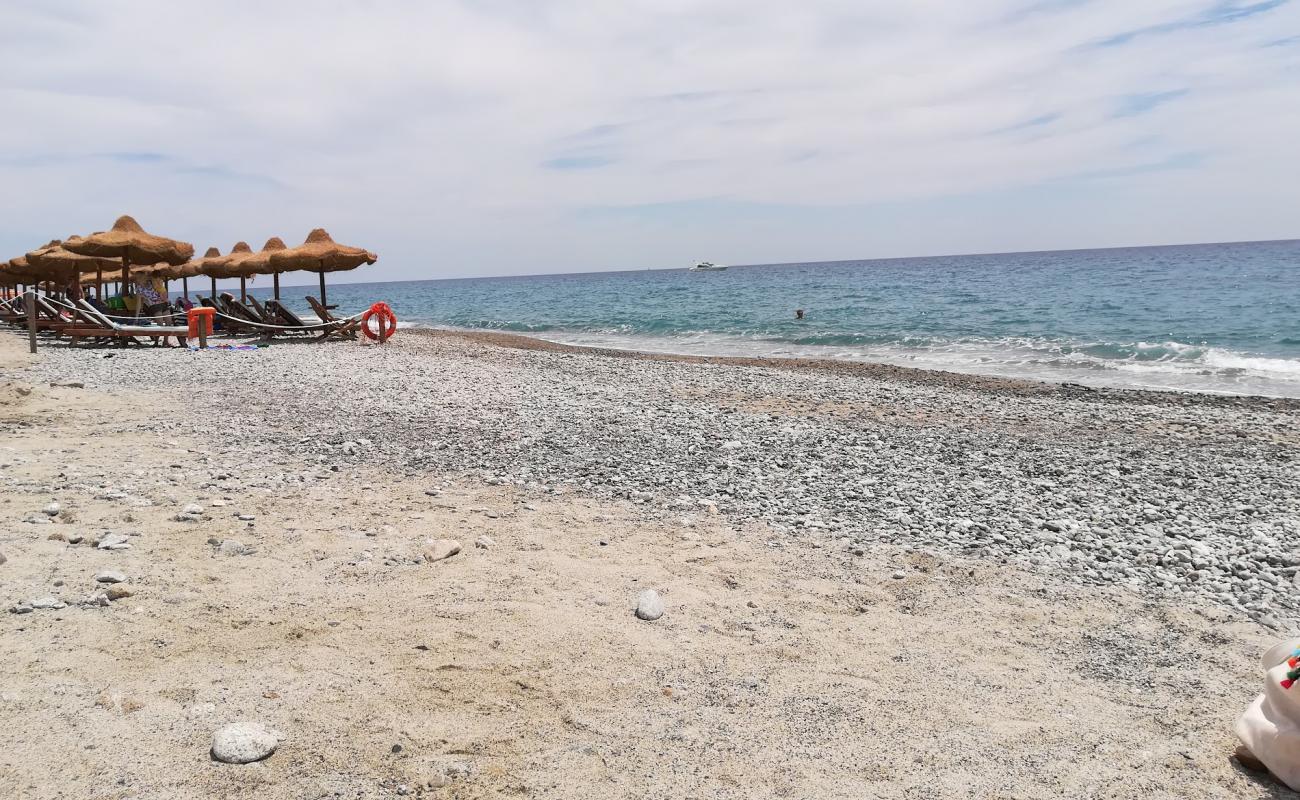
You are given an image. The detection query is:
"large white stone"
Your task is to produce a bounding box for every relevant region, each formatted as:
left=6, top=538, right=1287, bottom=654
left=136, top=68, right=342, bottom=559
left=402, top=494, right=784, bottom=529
left=211, top=722, right=282, bottom=764
left=635, top=589, right=664, bottom=621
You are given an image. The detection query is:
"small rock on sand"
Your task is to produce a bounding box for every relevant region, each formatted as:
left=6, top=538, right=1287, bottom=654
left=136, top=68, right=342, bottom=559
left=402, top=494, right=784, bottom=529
left=211, top=722, right=282, bottom=764
left=106, top=586, right=133, bottom=601
left=216, top=540, right=247, bottom=556
left=423, top=539, right=461, bottom=562
left=43, top=502, right=61, bottom=516
left=95, top=570, right=127, bottom=584
left=0, top=551, right=6, bottom=565
left=31, top=596, right=66, bottom=610
left=474, top=535, right=495, bottom=549
left=97, top=533, right=131, bottom=550
left=635, top=589, right=665, bottom=621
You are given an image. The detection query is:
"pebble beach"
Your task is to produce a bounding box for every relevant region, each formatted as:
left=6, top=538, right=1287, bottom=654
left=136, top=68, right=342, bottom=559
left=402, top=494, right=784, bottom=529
left=2, top=328, right=1298, bottom=798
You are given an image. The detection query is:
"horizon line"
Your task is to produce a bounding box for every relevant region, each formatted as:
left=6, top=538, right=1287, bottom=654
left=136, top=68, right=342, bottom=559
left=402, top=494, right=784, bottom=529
left=246, top=236, right=1300, bottom=289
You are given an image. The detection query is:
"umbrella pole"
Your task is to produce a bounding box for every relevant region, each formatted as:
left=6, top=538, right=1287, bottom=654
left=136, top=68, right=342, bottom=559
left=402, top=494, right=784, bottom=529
left=211, top=277, right=217, bottom=301
left=273, top=273, right=280, bottom=300
left=183, top=277, right=189, bottom=302
left=319, top=271, right=327, bottom=307
left=240, top=277, right=246, bottom=303
left=121, top=255, right=132, bottom=316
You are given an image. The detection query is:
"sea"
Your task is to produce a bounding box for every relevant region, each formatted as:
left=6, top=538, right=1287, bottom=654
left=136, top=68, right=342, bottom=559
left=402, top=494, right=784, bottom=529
left=247, top=240, right=1300, bottom=398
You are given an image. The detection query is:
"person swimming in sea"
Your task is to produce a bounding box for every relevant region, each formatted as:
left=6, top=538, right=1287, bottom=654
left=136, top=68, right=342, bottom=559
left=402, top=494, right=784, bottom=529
left=795, top=309, right=805, bottom=320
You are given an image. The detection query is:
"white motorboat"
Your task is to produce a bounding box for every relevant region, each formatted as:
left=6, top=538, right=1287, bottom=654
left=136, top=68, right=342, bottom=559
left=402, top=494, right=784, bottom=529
left=689, top=261, right=728, bottom=272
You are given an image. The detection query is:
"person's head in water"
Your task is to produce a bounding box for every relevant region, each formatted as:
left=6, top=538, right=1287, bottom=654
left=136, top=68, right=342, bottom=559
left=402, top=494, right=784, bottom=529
left=795, top=309, right=805, bottom=320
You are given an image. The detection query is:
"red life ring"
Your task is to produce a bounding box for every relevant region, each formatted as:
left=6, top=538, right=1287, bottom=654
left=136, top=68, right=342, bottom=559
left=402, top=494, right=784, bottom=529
left=361, top=302, right=398, bottom=342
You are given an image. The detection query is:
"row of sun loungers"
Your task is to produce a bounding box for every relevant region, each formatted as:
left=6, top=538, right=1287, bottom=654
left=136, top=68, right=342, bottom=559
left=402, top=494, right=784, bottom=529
left=0, top=293, right=359, bottom=347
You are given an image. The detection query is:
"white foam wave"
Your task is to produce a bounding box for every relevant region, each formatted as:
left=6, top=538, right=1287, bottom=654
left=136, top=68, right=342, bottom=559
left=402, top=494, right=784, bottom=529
left=531, top=330, right=1300, bottom=398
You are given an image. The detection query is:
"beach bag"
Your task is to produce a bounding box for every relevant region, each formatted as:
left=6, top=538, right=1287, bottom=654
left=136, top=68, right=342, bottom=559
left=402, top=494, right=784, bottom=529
left=1236, top=637, right=1300, bottom=789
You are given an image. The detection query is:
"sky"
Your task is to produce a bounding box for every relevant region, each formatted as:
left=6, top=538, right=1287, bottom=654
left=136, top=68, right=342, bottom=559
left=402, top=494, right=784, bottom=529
left=1, top=0, right=1298, bottom=284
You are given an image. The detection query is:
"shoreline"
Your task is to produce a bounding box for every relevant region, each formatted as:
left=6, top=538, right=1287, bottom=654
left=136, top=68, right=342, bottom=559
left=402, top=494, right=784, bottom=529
left=411, top=327, right=1300, bottom=411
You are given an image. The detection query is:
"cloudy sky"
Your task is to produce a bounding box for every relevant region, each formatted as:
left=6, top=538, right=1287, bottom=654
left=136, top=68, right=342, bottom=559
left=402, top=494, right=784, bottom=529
left=2, top=0, right=1298, bottom=283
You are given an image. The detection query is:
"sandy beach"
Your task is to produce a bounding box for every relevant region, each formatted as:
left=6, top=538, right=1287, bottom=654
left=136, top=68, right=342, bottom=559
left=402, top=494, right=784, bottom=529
left=2, top=329, right=1298, bottom=799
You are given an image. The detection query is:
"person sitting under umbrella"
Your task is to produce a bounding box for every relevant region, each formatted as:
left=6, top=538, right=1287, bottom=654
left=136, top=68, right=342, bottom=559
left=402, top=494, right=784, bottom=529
left=135, top=275, right=171, bottom=324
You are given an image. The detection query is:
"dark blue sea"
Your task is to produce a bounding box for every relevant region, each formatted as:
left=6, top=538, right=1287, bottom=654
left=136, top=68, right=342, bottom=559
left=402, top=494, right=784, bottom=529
left=248, top=240, right=1300, bottom=398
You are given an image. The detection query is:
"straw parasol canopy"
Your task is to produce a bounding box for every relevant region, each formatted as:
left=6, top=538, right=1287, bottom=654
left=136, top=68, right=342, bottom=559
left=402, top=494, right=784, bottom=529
left=267, top=228, right=377, bottom=306
left=2, top=256, right=38, bottom=284
left=201, top=241, right=254, bottom=280
left=240, top=237, right=288, bottom=275
left=27, top=237, right=125, bottom=276
left=14, top=242, right=79, bottom=285
left=268, top=229, right=376, bottom=274
left=134, top=246, right=223, bottom=281
left=63, top=215, right=194, bottom=265
left=201, top=239, right=286, bottom=301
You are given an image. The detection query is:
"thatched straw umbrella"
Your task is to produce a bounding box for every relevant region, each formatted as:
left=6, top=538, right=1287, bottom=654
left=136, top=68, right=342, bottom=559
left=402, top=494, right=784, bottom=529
left=202, top=240, right=287, bottom=302
left=15, top=242, right=79, bottom=294
left=2, top=257, right=36, bottom=297
left=268, top=229, right=377, bottom=307
left=200, top=242, right=253, bottom=300
left=136, top=246, right=223, bottom=301
left=63, top=215, right=194, bottom=299
left=237, top=237, right=288, bottom=301
left=201, top=240, right=252, bottom=303
left=27, top=237, right=125, bottom=298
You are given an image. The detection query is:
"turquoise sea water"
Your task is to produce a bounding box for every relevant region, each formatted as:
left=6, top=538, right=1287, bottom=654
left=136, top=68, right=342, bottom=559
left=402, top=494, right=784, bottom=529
left=248, top=240, right=1300, bottom=397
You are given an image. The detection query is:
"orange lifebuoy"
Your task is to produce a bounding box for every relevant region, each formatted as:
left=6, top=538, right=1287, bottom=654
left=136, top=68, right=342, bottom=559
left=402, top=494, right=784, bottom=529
left=361, top=302, right=398, bottom=342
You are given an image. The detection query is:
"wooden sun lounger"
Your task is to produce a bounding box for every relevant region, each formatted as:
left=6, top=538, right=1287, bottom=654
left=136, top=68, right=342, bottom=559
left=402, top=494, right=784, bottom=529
left=1, top=296, right=77, bottom=334
left=304, top=296, right=360, bottom=341
left=63, top=299, right=189, bottom=347
left=243, top=295, right=275, bottom=324
left=253, top=300, right=315, bottom=338
left=197, top=295, right=268, bottom=336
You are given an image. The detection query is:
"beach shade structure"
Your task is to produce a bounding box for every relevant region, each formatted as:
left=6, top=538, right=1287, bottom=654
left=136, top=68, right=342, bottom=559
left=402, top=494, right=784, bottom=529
left=199, top=241, right=253, bottom=300
left=202, top=239, right=286, bottom=302
left=135, top=246, right=222, bottom=301
left=2, top=256, right=37, bottom=293
left=241, top=239, right=289, bottom=301
left=27, top=237, right=126, bottom=297
left=15, top=242, right=80, bottom=290
left=237, top=237, right=288, bottom=301
left=267, top=229, right=377, bottom=307
left=62, top=215, right=194, bottom=296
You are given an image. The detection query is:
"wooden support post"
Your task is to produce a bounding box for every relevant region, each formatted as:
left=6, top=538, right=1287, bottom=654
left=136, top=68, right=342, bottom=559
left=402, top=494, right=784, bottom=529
left=319, top=271, right=327, bottom=307
left=183, top=277, right=189, bottom=302
left=198, top=313, right=209, bottom=349
left=26, top=289, right=38, bottom=354
left=240, top=276, right=247, bottom=303
left=273, top=272, right=280, bottom=300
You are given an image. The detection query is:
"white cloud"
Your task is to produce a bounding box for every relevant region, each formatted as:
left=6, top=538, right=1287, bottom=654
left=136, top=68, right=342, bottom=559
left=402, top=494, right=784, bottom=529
left=0, top=0, right=1297, bottom=277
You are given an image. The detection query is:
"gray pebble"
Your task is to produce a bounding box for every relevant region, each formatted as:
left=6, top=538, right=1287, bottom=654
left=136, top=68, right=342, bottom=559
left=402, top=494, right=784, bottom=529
left=216, top=540, right=247, bottom=556
left=97, top=533, right=131, bottom=550
left=423, top=539, right=461, bottom=562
